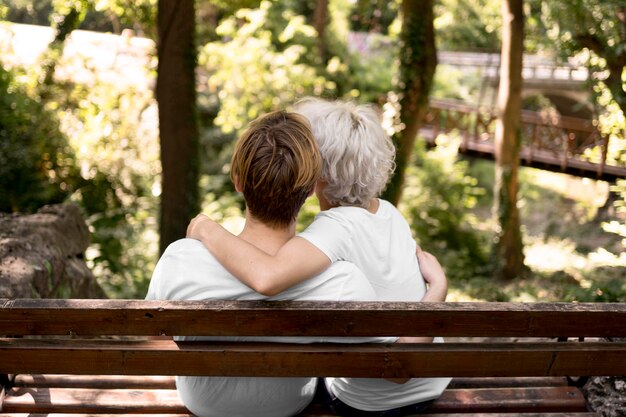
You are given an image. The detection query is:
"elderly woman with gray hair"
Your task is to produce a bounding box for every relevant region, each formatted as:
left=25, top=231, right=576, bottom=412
left=187, top=97, right=450, bottom=416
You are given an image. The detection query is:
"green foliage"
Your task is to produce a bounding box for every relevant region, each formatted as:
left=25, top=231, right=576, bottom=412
left=92, top=0, right=156, bottom=38
left=349, top=0, right=398, bottom=34
left=3, top=0, right=53, bottom=25
left=0, top=64, right=78, bottom=212
left=195, top=1, right=334, bottom=212
left=60, top=82, right=160, bottom=298
left=199, top=1, right=334, bottom=135
left=3, top=0, right=156, bottom=37
left=435, top=0, right=500, bottom=51
left=538, top=0, right=626, bottom=113
left=400, top=137, right=491, bottom=281
left=450, top=266, right=626, bottom=302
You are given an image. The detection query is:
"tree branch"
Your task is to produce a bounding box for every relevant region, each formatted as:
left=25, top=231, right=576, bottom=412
left=573, top=33, right=606, bottom=56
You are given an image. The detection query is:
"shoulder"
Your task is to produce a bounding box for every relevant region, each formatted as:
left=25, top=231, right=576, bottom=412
left=161, top=238, right=208, bottom=257
left=146, top=239, right=227, bottom=300
left=155, top=238, right=217, bottom=273
left=377, top=199, right=401, bottom=215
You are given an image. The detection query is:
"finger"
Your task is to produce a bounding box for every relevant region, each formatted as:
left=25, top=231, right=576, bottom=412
left=186, top=214, right=203, bottom=236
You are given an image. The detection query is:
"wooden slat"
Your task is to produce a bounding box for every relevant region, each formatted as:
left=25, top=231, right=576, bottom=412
left=429, top=387, right=587, bottom=413
left=2, top=299, right=626, bottom=337
left=448, top=376, right=568, bottom=388
left=13, top=375, right=176, bottom=389
left=1, top=388, right=188, bottom=414
left=14, top=374, right=568, bottom=390
left=2, top=339, right=626, bottom=377
left=419, top=414, right=598, bottom=417
left=1, top=386, right=586, bottom=415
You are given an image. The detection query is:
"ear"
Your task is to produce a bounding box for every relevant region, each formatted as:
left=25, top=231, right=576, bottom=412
left=233, top=175, right=243, bottom=193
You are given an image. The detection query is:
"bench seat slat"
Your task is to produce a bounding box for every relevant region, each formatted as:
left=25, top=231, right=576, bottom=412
left=2, top=299, right=625, bottom=337
left=0, top=415, right=193, bottom=417
left=1, top=388, right=188, bottom=414
left=447, top=376, right=568, bottom=388
left=0, top=386, right=586, bottom=415
left=428, top=387, right=587, bottom=413
left=418, top=414, right=599, bottom=417
left=0, top=410, right=600, bottom=417
left=13, top=374, right=569, bottom=390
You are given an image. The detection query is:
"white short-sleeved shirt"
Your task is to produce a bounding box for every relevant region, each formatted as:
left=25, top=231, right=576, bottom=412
left=299, top=199, right=452, bottom=410
left=146, top=238, right=392, bottom=417
left=298, top=199, right=426, bottom=301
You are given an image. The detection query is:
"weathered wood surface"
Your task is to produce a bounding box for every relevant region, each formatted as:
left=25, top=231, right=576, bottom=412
left=12, top=374, right=568, bottom=389
left=418, top=415, right=598, bottom=417
left=14, top=374, right=176, bottom=389
left=0, top=385, right=586, bottom=414
left=0, top=414, right=598, bottom=417
left=2, top=299, right=625, bottom=337
left=1, top=388, right=187, bottom=414
left=2, top=339, right=626, bottom=377
left=0, top=374, right=596, bottom=417
left=429, top=386, right=586, bottom=413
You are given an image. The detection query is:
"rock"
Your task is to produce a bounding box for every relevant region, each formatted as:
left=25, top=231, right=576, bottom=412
left=582, top=339, right=626, bottom=416
left=0, top=204, right=106, bottom=299
left=584, top=375, right=626, bottom=417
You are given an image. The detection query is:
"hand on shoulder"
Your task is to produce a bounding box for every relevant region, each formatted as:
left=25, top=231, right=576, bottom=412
left=186, top=214, right=217, bottom=240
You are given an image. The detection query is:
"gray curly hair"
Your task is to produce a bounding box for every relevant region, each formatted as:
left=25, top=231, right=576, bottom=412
left=294, top=97, right=396, bottom=208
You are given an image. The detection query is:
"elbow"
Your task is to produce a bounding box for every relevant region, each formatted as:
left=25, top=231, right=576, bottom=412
left=249, top=272, right=282, bottom=297
left=257, top=287, right=281, bottom=297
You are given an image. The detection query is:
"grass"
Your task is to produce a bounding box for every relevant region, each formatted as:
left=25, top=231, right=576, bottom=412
left=448, top=159, right=626, bottom=302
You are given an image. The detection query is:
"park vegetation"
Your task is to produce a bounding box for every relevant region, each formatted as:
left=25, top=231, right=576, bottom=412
left=0, top=0, right=624, bottom=301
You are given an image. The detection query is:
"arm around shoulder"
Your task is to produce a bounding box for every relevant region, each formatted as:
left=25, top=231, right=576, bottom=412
left=186, top=215, right=332, bottom=296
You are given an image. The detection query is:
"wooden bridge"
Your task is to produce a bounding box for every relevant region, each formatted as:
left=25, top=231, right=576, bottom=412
left=421, top=98, right=626, bottom=182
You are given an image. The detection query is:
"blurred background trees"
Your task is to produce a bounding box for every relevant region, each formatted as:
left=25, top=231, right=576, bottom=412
left=0, top=0, right=624, bottom=300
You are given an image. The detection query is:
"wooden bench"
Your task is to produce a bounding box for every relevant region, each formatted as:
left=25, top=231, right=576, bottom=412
left=1, top=299, right=625, bottom=416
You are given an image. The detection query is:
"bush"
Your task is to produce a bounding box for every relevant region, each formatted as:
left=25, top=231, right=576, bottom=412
left=0, top=64, right=78, bottom=213
left=400, top=137, right=491, bottom=281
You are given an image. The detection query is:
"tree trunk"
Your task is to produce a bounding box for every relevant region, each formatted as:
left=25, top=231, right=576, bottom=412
left=493, top=0, right=525, bottom=280
left=381, top=0, right=437, bottom=205
left=156, top=0, right=199, bottom=255
left=314, top=0, right=330, bottom=64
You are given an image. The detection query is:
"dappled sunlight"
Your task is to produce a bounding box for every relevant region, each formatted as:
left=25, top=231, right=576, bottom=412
left=522, top=169, right=610, bottom=208
left=524, top=237, right=588, bottom=273
left=588, top=247, right=626, bottom=267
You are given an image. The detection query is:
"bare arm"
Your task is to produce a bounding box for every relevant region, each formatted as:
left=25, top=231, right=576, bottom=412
left=397, top=246, right=448, bottom=344
left=186, top=215, right=331, bottom=295
left=386, top=246, right=449, bottom=384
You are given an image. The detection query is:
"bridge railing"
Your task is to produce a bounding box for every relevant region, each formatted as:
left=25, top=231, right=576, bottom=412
left=437, top=52, right=589, bottom=83
left=423, top=98, right=615, bottom=179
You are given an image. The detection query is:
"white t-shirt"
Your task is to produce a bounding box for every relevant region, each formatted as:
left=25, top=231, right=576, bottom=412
left=298, top=199, right=426, bottom=301
left=146, top=238, right=392, bottom=417
left=299, top=199, right=452, bottom=411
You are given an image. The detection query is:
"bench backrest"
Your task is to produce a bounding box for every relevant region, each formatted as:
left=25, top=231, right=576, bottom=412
left=2, top=299, right=625, bottom=337
left=1, top=299, right=626, bottom=378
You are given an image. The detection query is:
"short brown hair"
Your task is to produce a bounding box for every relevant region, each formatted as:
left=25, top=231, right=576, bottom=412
left=230, top=110, right=321, bottom=228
